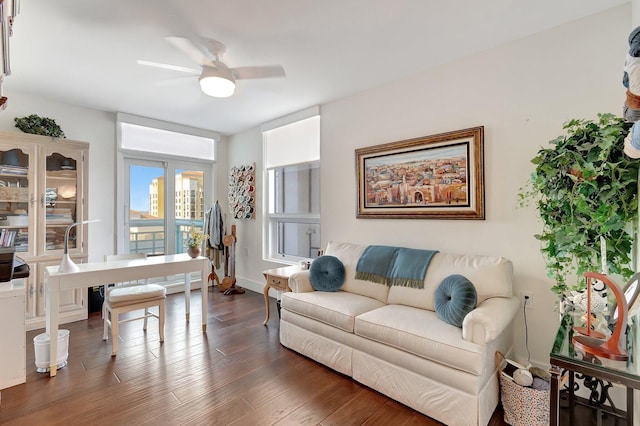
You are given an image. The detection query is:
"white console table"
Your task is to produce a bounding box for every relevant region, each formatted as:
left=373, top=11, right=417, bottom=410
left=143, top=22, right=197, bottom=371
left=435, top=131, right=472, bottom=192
left=0, top=279, right=25, bottom=391
left=45, top=254, right=209, bottom=377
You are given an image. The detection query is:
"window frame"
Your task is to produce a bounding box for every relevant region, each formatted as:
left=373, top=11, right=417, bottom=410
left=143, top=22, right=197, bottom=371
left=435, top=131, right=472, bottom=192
left=264, top=161, right=320, bottom=263
left=261, top=111, right=321, bottom=264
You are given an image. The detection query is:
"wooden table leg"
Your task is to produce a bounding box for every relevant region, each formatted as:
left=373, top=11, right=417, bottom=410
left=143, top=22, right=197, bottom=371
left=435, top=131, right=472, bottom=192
left=627, top=387, right=634, bottom=426
left=263, top=283, right=271, bottom=326
left=568, top=371, right=575, bottom=426
left=549, top=365, right=562, bottom=426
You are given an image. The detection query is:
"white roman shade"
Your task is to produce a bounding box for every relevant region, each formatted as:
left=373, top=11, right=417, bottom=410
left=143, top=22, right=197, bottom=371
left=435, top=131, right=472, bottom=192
left=117, top=113, right=218, bottom=161
left=119, top=123, right=215, bottom=160
left=263, top=115, right=320, bottom=169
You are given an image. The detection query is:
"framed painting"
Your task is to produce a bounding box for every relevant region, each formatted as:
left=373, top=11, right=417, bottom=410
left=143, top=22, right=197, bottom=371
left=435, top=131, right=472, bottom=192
left=356, top=126, right=484, bottom=219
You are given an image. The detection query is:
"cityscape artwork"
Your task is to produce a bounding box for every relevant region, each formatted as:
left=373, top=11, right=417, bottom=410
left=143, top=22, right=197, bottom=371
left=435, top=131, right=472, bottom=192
left=356, top=126, right=485, bottom=219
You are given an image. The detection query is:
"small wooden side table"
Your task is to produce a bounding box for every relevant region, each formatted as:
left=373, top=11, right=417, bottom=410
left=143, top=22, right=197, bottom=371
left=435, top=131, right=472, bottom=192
left=263, top=265, right=303, bottom=325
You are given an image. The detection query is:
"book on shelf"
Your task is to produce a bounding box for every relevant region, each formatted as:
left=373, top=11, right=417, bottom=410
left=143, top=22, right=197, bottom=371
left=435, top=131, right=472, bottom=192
left=0, top=228, right=17, bottom=247
left=46, top=207, right=73, bottom=224
left=0, top=165, right=28, bottom=175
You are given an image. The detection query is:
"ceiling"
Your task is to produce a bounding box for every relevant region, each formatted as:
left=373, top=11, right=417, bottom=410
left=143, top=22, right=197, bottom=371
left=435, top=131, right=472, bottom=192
left=5, top=0, right=629, bottom=135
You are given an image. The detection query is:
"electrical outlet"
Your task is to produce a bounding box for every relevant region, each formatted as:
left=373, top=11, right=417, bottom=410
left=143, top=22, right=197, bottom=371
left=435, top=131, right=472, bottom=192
left=523, top=291, right=534, bottom=309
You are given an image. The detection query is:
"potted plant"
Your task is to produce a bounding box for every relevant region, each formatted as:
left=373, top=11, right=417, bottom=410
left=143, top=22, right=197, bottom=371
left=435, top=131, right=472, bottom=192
left=14, top=114, right=66, bottom=138
left=518, top=113, right=639, bottom=297
left=186, top=225, right=208, bottom=258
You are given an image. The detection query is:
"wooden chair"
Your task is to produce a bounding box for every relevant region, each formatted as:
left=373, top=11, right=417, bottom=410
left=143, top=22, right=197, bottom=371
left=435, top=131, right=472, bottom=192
left=102, top=253, right=166, bottom=356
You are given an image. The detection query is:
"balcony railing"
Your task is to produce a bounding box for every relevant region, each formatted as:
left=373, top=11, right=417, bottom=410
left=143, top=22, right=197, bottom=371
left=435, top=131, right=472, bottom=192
left=129, top=218, right=204, bottom=255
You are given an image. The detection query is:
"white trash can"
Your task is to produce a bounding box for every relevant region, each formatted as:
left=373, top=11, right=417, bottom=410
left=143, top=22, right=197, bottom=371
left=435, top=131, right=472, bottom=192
left=33, top=329, right=70, bottom=373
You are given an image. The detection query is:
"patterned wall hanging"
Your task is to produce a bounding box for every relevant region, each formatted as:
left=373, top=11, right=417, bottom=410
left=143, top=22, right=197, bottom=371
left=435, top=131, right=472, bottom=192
left=228, top=163, right=256, bottom=219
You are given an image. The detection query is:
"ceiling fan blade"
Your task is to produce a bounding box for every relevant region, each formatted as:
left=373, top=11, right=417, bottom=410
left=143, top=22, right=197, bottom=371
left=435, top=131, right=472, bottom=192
left=137, top=60, right=200, bottom=75
left=165, top=36, right=213, bottom=65
left=154, top=75, right=197, bottom=87
left=232, top=65, right=286, bottom=80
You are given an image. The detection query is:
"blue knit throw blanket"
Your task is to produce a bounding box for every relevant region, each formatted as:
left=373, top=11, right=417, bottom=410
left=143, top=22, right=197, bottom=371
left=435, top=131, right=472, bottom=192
left=354, top=245, right=438, bottom=288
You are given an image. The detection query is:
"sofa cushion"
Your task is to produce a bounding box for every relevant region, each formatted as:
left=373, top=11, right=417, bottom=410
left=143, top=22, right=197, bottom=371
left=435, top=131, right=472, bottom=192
left=387, top=252, right=513, bottom=311
left=354, top=304, right=484, bottom=375
left=281, top=291, right=385, bottom=333
left=435, top=275, right=477, bottom=327
left=325, top=241, right=390, bottom=303
left=309, top=255, right=345, bottom=292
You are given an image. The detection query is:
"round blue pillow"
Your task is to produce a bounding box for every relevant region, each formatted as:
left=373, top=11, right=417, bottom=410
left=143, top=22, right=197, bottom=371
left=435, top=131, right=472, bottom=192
left=309, top=255, right=346, bottom=292
left=435, top=274, right=477, bottom=327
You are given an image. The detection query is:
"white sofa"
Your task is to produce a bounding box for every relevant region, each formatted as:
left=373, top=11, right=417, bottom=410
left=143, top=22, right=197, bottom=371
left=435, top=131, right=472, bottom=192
left=279, top=241, right=519, bottom=426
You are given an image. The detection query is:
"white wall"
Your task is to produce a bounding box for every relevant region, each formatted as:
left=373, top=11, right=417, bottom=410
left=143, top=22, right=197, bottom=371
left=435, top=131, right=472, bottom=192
left=0, top=92, right=116, bottom=262
left=227, top=127, right=285, bottom=295
left=325, top=5, right=633, bottom=367
left=230, top=4, right=633, bottom=366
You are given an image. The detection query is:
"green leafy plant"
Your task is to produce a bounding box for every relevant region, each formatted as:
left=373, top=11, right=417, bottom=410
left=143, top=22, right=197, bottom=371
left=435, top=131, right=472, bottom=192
left=518, top=113, right=639, bottom=297
left=14, top=114, right=66, bottom=138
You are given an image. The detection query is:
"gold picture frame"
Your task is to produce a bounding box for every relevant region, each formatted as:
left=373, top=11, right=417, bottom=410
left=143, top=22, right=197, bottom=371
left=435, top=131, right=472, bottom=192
left=356, top=126, right=484, bottom=219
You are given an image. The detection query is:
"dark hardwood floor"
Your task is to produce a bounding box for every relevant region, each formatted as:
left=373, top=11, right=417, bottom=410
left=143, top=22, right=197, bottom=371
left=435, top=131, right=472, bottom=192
left=0, top=287, right=508, bottom=425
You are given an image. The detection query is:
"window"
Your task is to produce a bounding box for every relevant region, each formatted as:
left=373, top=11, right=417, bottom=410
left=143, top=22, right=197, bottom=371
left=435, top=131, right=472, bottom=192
left=268, top=163, right=320, bottom=260
left=116, top=114, right=217, bottom=288
left=125, top=161, right=208, bottom=256
left=263, top=112, right=320, bottom=263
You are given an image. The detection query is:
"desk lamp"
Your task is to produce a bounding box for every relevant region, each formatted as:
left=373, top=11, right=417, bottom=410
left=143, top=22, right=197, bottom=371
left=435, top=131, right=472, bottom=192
left=59, top=219, right=100, bottom=272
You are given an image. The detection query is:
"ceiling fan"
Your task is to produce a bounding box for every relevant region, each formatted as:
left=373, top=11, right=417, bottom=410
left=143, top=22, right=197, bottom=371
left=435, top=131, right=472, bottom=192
left=138, top=36, right=286, bottom=98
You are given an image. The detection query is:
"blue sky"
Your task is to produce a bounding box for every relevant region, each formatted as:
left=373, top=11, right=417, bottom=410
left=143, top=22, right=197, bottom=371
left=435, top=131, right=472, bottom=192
left=130, top=165, right=162, bottom=212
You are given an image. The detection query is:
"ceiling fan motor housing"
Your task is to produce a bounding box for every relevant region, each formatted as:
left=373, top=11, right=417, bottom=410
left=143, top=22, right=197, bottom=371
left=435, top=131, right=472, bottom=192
left=199, top=64, right=236, bottom=97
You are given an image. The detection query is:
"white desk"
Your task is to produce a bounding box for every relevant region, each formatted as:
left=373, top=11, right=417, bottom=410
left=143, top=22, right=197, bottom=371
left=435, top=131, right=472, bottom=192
left=45, top=253, right=209, bottom=377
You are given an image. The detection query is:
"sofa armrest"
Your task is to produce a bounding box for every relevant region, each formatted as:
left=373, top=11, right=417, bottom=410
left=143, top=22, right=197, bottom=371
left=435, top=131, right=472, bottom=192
left=462, top=296, right=519, bottom=344
left=288, top=270, right=315, bottom=293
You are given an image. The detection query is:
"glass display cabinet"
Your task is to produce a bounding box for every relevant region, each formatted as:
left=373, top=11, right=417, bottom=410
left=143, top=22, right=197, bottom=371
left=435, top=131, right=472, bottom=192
left=0, top=132, right=88, bottom=330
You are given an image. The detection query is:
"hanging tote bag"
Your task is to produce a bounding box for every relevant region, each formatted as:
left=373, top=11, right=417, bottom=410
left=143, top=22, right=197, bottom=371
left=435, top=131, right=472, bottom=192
left=496, top=351, right=550, bottom=426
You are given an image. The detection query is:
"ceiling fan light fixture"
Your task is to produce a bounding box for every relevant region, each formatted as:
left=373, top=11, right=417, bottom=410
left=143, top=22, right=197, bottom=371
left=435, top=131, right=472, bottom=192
left=199, top=66, right=235, bottom=98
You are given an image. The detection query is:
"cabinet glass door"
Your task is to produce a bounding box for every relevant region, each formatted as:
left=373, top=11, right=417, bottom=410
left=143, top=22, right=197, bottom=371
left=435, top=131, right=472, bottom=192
left=0, top=147, right=34, bottom=254
left=42, top=149, right=83, bottom=255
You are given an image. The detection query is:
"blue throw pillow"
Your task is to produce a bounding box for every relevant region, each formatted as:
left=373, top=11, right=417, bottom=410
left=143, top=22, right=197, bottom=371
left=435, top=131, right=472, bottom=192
left=435, top=274, right=477, bottom=327
left=309, top=255, right=346, bottom=292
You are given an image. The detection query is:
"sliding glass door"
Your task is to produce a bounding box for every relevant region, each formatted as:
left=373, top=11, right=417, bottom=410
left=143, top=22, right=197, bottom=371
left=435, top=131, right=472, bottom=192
left=127, top=162, right=167, bottom=255
left=124, top=159, right=208, bottom=256
left=174, top=167, right=206, bottom=254
left=116, top=117, right=217, bottom=292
